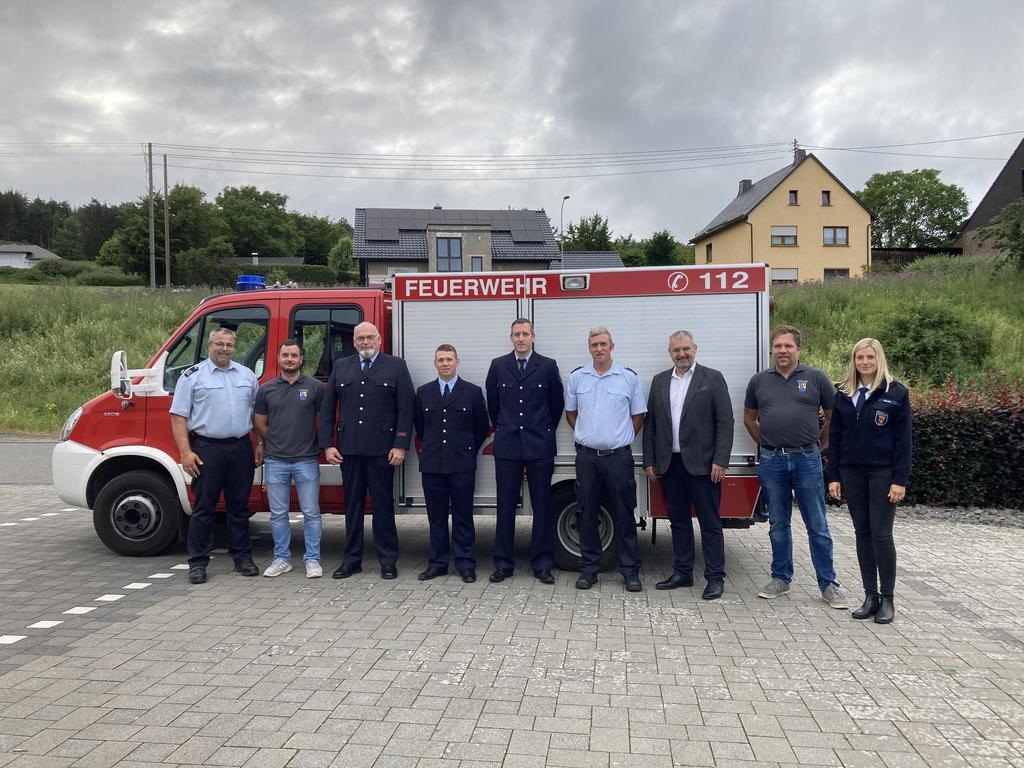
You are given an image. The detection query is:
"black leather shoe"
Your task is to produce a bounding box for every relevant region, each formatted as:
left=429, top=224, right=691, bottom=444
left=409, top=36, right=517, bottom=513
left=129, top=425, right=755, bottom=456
left=534, top=569, right=555, bottom=584
left=489, top=569, right=513, bottom=583
left=381, top=565, right=398, bottom=580
left=702, top=579, right=724, bottom=600
left=852, top=593, right=881, bottom=620
left=655, top=573, right=693, bottom=590
left=459, top=570, right=477, bottom=583
left=575, top=573, right=597, bottom=590
left=332, top=563, right=362, bottom=579
left=417, top=566, right=447, bottom=581
left=188, top=566, right=207, bottom=584
left=234, top=558, right=259, bottom=577
left=624, top=576, right=643, bottom=593
left=874, top=596, right=895, bottom=624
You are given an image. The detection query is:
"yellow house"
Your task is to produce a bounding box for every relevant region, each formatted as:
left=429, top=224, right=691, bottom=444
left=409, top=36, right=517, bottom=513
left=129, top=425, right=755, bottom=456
left=692, top=150, right=874, bottom=283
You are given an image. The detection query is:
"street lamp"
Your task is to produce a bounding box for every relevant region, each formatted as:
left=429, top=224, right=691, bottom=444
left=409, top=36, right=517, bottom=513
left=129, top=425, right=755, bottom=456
left=560, top=195, right=570, bottom=256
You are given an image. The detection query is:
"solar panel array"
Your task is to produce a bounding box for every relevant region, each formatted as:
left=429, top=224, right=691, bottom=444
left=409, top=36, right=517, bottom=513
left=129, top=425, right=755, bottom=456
left=363, top=208, right=548, bottom=243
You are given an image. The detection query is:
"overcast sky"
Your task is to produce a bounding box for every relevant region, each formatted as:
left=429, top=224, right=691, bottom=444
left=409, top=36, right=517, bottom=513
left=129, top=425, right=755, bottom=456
left=2, top=0, right=1023, bottom=242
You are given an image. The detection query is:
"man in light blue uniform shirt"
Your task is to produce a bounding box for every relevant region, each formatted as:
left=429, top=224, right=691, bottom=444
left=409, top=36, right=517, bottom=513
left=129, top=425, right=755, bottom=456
left=170, top=327, right=262, bottom=584
left=565, top=326, right=646, bottom=592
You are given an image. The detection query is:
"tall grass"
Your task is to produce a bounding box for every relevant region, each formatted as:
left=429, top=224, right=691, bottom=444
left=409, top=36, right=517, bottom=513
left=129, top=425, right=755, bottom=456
left=774, top=254, right=1024, bottom=382
left=0, top=286, right=202, bottom=433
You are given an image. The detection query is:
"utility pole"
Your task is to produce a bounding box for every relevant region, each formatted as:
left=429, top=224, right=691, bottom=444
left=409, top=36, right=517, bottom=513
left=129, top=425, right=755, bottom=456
left=163, top=154, right=171, bottom=288
left=147, top=142, right=156, bottom=290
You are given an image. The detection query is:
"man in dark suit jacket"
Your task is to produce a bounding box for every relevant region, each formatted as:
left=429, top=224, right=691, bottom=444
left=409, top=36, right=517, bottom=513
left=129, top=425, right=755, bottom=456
left=642, top=330, right=734, bottom=600
left=485, top=318, right=565, bottom=584
left=414, top=344, right=489, bottom=583
left=320, top=321, right=414, bottom=580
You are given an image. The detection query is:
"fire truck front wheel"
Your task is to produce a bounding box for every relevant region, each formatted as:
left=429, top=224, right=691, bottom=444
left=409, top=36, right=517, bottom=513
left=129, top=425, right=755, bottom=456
left=551, top=483, right=618, bottom=572
left=93, top=471, right=182, bottom=556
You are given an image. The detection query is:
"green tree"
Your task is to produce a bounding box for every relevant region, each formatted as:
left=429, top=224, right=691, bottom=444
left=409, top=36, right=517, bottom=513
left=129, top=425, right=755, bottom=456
left=294, top=213, right=351, bottom=265
left=168, top=185, right=227, bottom=254
left=216, top=185, right=301, bottom=258
left=72, top=199, right=124, bottom=260
left=612, top=235, right=645, bottom=267
left=644, top=229, right=684, bottom=266
left=174, top=236, right=236, bottom=286
left=0, top=190, right=30, bottom=242
left=52, top=218, right=85, bottom=260
left=978, top=198, right=1024, bottom=271
left=857, top=169, right=969, bottom=248
left=24, top=198, right=72, bottom=250
left=562, top=212, right=612, bottom=251
left=327, top=235, right=355, bottom=279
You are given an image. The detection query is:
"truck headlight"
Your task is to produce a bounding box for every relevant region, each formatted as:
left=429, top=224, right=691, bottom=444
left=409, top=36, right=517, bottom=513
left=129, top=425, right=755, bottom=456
left=58, top=407, right=83, bottom=442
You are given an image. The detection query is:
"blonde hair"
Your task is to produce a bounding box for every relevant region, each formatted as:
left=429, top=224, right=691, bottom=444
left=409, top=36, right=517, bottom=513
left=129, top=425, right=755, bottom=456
left=839, top=338, right=894, bottom=395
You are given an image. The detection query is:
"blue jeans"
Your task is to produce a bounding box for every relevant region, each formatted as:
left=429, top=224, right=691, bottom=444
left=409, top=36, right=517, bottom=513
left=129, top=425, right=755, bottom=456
left=757, top=447, right=837, bottom=591
left=264, top=457, right=322, bottom=561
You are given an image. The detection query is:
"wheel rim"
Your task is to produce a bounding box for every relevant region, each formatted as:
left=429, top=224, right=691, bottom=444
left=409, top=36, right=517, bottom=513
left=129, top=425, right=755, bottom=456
left=556, top=502, right=615, bottom=558
left=111, top=493, right=161, bottom=540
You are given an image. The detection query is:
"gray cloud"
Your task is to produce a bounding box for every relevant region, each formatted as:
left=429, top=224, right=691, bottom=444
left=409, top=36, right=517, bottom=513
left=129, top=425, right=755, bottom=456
left=2, top=0, right=1022, bottom=240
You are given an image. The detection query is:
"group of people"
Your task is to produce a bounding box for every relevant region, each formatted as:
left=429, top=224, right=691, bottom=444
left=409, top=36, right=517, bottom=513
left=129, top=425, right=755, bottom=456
left=169, top=319, right=912, bottom=624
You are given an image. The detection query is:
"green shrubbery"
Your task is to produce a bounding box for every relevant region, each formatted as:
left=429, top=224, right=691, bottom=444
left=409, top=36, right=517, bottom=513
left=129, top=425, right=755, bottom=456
left=880, top=303, right=991, bottom=386
left=0, top=259, right=141, bottom=286
left=908, top=376, right=1024, bottom=508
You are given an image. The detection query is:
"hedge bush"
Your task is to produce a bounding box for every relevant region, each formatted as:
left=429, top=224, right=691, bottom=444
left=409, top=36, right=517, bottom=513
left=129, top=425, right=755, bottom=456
left=880, top=303, right=991, bottom=386
left=908, top=375, right=1024, bottom=508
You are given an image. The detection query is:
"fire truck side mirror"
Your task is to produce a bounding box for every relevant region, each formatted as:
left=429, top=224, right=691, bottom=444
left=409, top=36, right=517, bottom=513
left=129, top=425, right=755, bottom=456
left=111, top=351, right=133, bottom=400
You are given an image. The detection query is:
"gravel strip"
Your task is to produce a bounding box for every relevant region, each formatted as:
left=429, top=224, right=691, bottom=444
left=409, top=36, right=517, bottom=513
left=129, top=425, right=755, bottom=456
left=830, top=503, right=1023, bottom=528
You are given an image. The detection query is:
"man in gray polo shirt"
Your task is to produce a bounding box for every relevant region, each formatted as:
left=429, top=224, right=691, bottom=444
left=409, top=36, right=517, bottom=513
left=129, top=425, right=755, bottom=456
left=743, top=325, right=848, bottom=609
left=254, top=339, right=325, bottom=578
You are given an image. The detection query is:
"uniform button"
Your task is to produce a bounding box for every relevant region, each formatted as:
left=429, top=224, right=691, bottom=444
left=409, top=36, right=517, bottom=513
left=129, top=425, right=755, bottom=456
left=442, top=429, right=446, bottom=433
left=358, top=420, right=363, bottom=424
left=442, top=439, right=447, bottom=444
left=519, top=426, right=524, bottom=430
left=359, top=407, right=363, bottom=411
left=361, top=381, right=365, bottom=385
left=519, top=412, right=523, bottom=416
left=519, top=399, right=523, bottom=403
left=519, top=385, right=524, bottom=389
left=360, top=393, right=364, bottom=398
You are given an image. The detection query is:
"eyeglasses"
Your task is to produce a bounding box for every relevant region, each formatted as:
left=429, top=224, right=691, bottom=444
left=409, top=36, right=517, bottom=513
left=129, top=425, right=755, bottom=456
left=210, top=342, right=235, bottom=349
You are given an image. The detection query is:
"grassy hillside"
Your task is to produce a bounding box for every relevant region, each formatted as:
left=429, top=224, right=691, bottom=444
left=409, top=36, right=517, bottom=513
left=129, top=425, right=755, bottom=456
left=1, top=256, right=1021, bottom=434
left=774, top=254, right=1024, bottom=384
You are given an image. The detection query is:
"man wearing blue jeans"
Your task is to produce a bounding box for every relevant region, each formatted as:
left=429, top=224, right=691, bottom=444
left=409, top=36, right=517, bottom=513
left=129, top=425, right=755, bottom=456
left=254, top=340, right=325, bottom=578
left=743, top=325, right=848, bottom=609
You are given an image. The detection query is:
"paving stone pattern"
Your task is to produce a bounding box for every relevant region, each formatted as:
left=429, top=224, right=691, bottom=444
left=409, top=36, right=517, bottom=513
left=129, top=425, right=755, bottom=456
left=1, top=484, right=1023, bottom=767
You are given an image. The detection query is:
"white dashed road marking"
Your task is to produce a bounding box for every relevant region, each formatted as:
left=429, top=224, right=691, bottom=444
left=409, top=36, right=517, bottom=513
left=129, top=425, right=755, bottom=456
left=171, top=564, right=190, bottom=570
left=149, top=573, right=174, bottom=579
left=95, top=594, right=125, bottom=602
left=122, top=583, right=150, bottom=590
left=0, top=523, right=16, bottom=527
left=41, top=512, right=60, bottom=517
left=19, top=517, right=40, bottom=521
left=63, top=606, right=96, bottom=615
left=28, top=621, right=63, bottom=629
left=60, top=508, right=77, bottom=512
left=0, top=636, right=27, bottom=645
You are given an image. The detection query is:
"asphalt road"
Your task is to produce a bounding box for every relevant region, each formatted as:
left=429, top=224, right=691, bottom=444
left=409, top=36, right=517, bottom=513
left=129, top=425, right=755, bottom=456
left=0, top=433, right=55, bottom=485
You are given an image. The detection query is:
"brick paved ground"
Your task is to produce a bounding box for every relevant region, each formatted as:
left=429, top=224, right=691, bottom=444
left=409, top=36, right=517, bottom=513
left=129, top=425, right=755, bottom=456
left=1, top=485, right=1022, bottom=767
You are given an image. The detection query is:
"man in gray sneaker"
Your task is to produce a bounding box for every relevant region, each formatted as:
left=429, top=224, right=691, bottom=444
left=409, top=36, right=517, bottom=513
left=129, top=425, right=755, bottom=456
left=254, top=340, right=325, bottom=579
left=743, top=325, right=848, bottom=609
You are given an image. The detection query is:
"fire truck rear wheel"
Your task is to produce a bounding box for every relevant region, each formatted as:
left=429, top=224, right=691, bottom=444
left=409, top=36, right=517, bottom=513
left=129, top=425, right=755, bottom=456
left=93, top=470, right=181, bottom=556
left=551, top=483, right=618, bottom=572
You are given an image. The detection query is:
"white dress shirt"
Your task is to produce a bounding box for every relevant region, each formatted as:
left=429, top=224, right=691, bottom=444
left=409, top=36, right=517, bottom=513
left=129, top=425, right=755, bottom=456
left=669, top=363, right=695, bottom=453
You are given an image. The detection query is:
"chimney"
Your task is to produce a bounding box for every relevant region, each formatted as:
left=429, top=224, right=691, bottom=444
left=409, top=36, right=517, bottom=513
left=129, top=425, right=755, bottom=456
left=794, top=148, right=806, bottom=163
left=738, top=179, right=752, bottom=196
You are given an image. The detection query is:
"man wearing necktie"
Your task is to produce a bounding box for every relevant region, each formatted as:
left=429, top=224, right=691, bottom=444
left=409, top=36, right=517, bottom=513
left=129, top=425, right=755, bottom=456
left=320, top=321, right=414, bottom=580
left=413, top=345, right=489, bottom=583
left=484, top=318, right=565, bottom=584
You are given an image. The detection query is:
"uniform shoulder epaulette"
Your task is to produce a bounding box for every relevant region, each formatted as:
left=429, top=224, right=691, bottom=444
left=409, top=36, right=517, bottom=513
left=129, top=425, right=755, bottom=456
left=624, top=367, right=638, bottom=376
left=570, top=365, right=583, bottom=374
left=183, top=365, right=200, bottom=377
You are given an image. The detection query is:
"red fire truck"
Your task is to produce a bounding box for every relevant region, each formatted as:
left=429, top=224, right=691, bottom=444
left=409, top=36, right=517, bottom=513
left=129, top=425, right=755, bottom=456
left=52, top=264, right=770, bottom=569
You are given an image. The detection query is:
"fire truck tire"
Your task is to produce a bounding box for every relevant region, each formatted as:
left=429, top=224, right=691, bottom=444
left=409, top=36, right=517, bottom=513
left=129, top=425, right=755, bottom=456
left=551, top=483, right=618, bottom=572
left=93, top=471, right=182, bottom=556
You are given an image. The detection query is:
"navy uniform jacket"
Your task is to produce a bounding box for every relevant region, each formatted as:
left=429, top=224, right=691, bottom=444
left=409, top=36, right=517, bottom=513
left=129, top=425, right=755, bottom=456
left=318, top=353, right=415, bottom=456
left=826, top=379, right=913, bottom=486
left=485, top=351, right=565, bottom=460
left=414, top=378, right=490, bottom=474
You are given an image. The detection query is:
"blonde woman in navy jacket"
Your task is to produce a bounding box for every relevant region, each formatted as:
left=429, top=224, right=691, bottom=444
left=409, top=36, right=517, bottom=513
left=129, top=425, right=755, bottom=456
left=826, top=338, right=912, bottom=625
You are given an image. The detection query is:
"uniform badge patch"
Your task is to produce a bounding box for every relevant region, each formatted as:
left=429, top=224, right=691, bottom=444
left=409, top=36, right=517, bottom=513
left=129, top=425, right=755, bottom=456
left=874, top=411, right=889, bottom=426
left=298, top=389, right=309, bottom=401
left=797, top=380, right=808, bottom=392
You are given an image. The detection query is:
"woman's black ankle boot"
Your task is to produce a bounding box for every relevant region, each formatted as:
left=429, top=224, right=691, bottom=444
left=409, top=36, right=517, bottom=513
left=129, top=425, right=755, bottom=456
left=852, top=592, right=881, bottom=620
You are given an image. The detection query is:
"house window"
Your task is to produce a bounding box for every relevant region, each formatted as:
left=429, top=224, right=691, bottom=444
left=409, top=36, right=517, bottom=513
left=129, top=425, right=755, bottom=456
left=821, top=190, right=831, bottom=206
left=788, top=190, right=798, bottom=205
left=771, top=267, right=798, bottom=283
left=705, top=243, right=713, bottom=263
left=823, top=226, right=849, bottom=246
left=770, top=225, right=798, bottom=246
left=471, top=256, right=484, bottom=271
left=437, top=236, right=462, bottom=271
left=824, top=268, right=850, bottom=282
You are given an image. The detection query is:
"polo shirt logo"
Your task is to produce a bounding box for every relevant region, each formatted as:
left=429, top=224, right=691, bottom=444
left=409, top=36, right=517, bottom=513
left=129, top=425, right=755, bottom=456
left=874, top=411, right=889, bottom=426
left=298, top=389, right=310, bottom=401
left=797, top=380, right=808, bottom=392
